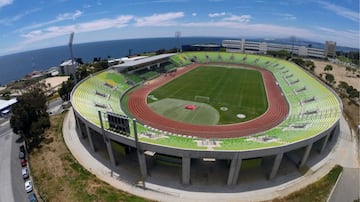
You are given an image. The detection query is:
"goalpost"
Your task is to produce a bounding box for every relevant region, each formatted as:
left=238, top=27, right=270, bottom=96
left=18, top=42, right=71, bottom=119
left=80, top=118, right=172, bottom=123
left=194, top=95, right=210, bottom=103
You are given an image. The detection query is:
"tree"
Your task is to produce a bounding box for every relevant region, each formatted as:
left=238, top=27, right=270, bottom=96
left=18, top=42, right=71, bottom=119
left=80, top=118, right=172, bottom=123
left=58, top=78, right=75, bottom=101
left=345, top=85, right=360, bottom=99
left=75, top=57, right=84, bottom=65
left=325, top=73, right=335, bottom=85
left=269, top=50, right=291, bottom=59
left=338, top=81, right=349, bottom=90
left=304, top=60, right=316, bottom=71
left=1, top=90, right=11, bottom=100
left=292, top=58, right=305, bottom=67
left=324, top=64, right=333, bottom=72
left=92, top=60, right=109, bottom=72
left=10, top=83, right=50, bottom=148
left=76, top=64, right=90, bottom=81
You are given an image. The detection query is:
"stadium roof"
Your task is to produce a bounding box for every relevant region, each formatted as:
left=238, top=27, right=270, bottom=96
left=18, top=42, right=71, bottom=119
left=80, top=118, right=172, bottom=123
left=113, top=53, right=176, bottom=69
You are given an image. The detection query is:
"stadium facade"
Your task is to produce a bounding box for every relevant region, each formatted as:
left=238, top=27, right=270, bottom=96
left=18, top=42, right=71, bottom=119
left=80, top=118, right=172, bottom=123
left=71, top=52, right=342, bottom=186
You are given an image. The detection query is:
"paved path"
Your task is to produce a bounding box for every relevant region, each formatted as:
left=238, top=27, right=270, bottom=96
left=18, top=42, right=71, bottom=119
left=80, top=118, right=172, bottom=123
left=63, top=108, right=359, bottom=202
left=328, top=121, right=360, bottom=202
left=329, top=168, right=360, bottom=202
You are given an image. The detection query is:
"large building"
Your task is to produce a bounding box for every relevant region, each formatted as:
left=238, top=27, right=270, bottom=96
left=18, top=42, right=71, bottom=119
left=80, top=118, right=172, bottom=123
left=222, top=39, right=334, bottom=58
left=59, top=59, right=79, bottom=76
left=324, top=41, right=337, bottom=58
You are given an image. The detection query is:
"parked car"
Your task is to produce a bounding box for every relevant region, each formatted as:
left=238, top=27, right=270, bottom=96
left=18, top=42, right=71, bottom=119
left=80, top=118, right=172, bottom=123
left=22, top=167, right=29, bottom=179
left=19, top=151, right=25, bottom=159
left=21, top=159, right=27, bottom=167
left=20, top=145, right=25, bottom=153
left=28, top=193, right=38, bottom=202
left=24, top=180, right=33, bottom=193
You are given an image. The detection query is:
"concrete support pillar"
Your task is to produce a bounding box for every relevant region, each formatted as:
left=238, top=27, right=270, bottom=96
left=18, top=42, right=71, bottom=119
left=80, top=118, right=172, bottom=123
left=227, top=154, right=242, bottom=186
left=319, top=133, right=330, bottom=154
left=74, top=112, right=79, bottom=129
left=137, top=150, right=148, bottom=179
left=132, top=118, right=147, bottom=179
left=299, top=143, right=312, bottom=168
left=329, top=125, right=339, bottom=142
left=104, top=137, right=117, bottom=167
left=269, top=153, right=283, bottom=180
left=182, top=156, right=191, bottom=185
left=77, top=117, right=87, bottom=139
left=85, top=126, right=96, bottom=152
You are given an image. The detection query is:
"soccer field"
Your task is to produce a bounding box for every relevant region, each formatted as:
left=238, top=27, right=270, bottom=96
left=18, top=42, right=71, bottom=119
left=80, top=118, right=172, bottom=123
left=148, top=66, right=268, bottom=124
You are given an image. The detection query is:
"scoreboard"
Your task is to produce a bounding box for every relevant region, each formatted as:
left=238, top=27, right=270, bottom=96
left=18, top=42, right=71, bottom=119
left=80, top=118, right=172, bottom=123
left=106, top=112, right=130, bottom=135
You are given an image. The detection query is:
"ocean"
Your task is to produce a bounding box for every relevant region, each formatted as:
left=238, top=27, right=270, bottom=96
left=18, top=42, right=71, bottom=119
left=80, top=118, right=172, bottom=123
left=0, top=37, right=226, bottom=85
left=1, top=36, right=355, bottom=85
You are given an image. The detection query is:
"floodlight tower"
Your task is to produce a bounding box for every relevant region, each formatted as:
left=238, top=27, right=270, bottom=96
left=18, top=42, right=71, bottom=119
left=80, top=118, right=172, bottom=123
left=69, top=32, right=77, bottom=83
left=175, top=31, right=181, bottom=52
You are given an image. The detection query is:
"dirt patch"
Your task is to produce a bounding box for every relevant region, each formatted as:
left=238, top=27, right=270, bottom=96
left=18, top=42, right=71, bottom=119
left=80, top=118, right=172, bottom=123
left=342, top=98, right=360, bottom=130
left=41, top=76, right=70, bottom=89
left=29, top=113, right=150, bottom=202
left=311, top=60, right=359, bottom=131
left=313, top=60, right=360, bottom=88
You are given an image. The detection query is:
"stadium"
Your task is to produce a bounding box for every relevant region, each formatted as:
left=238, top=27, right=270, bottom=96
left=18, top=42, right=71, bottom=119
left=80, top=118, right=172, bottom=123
left=71, top=51, right=342, bottom=186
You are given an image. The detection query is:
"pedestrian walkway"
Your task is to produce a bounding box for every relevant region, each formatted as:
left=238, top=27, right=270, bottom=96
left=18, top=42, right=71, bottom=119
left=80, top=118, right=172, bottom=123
left=63, top=108, right=359, bottom=202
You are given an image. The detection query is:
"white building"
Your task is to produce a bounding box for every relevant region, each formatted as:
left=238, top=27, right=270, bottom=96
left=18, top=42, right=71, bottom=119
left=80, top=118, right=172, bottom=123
left=59, top=59, right=79, bottom=76
left=222, top=39, right=327, bottom=58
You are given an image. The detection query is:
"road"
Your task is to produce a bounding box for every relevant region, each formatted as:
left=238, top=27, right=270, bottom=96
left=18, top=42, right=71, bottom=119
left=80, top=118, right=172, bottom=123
left=47, top=97, right=63, bottom=115
left=0, top=121, right=15, bottom=202
left=0, top=120, right=28, bottom=202
left=0, top=98, right=63, bottom=202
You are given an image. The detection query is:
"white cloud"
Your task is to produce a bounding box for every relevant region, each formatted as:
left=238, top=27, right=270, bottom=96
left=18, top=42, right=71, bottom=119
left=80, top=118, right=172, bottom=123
left=17, top=10, right=83, bottom=32
left=315, top=26, right=359, bottom=47
left=56, top=10, right=82, bottom=21
left=9, top=9, right=359, bottom=54
left=21, top=15, right=134, bottom=44
left=276, top=13, right=296, bottom=21
left=223, top=15, right=251, bottom=23
left=0, top=8, right=41, bottom=25
left=208, top=13, right=251, bottom=23
left=0, top=0, right=13, bottom=8
left=319, top=1, right=359, bottom=22
left=134, top=12, right=184, bottom=26
left=83, top=4, right=91, bottom=9
left=182, top=21, right=313, bottom=38
left=208, top=12, right=227, bottom=18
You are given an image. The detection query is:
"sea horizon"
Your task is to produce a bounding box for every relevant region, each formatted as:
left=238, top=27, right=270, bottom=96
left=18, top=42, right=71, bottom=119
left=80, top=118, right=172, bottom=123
left=0, top=36, right=357, bottom=85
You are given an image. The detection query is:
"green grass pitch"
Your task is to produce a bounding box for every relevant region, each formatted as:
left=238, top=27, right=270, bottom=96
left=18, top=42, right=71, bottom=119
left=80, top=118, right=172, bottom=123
left=147, top=66, right=268, bottom=124
left=149, top=98, right=220, bottom=125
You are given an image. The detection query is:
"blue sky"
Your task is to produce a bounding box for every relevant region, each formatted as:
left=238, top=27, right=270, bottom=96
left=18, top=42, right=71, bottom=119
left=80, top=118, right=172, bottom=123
left=0, top=0, right=359, bottom=56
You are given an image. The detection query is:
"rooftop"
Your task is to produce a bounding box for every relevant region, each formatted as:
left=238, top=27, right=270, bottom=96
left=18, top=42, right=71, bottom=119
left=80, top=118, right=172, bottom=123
left=113, top=53, right=176, bottom=68
left=0, top=98, right=17, bottom=111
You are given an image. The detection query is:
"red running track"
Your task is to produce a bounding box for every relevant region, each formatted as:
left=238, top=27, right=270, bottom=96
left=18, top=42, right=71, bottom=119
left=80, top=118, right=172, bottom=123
left=128, top=63, right=289, bottom=138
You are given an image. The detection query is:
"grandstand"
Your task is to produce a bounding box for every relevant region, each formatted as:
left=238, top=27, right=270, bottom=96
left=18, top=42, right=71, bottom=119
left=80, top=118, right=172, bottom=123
left=71, top=51, right=342, bottom=186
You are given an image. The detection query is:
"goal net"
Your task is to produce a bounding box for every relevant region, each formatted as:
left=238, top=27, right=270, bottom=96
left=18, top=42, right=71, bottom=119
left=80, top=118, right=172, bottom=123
left=194, top=95, right=210, bottom=103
